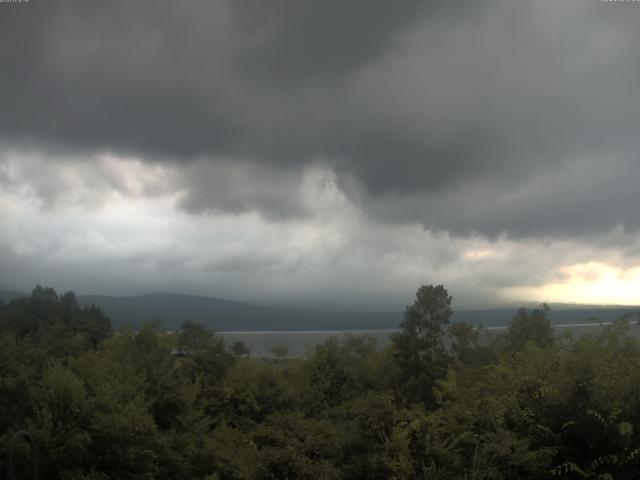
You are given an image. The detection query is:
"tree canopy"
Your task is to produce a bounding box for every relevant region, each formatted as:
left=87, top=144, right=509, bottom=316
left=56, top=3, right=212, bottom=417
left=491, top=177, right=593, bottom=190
left=1, top=285, right=639, bottom=479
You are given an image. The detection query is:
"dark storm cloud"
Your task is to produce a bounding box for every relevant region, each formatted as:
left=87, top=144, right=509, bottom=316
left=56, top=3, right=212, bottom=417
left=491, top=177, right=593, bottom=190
left=2, top=0, right=640, bottom=236
left=231, top=0, right=426, bottom=79
left=0, top=0, right=429, bottom=158
left=366, top=155, right=640, bottom=238
left=175, top=160, right=311, bottom=220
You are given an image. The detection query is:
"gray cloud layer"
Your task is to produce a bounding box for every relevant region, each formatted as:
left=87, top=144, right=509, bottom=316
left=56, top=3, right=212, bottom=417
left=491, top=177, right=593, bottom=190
left=2, top=0, right=640, bottom=237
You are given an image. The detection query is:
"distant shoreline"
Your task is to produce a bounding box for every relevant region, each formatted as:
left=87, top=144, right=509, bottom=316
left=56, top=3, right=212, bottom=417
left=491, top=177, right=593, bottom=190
left=219, top=322, right=626, bottom=335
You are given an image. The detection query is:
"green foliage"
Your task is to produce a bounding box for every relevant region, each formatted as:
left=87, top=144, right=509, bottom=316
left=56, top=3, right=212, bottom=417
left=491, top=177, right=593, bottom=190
left=303, top=335, right=385, bottom=408
left=449, top=321, right=498, bottom=367
left=177, top=320, right=215, bottom=353
left=231, top=340, right=251, bottom=357
left=391, top=284, right=452, bottom=405
left=505, top=304, right=554, bottom=352
left=1, top=285, right=640, bottom=479
left=222, top=359, right=297, bottom=425
left=177, top=320, right=235, bottom=386
left=252, top=412, right=343, bottom=479
left=270, top=345, right=290, bottom=360
left=0, top=285, right=112, bottom=348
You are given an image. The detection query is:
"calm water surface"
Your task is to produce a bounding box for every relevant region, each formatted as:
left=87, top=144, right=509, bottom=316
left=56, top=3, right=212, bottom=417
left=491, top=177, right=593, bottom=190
left=221, top=322, right=640, bottom=357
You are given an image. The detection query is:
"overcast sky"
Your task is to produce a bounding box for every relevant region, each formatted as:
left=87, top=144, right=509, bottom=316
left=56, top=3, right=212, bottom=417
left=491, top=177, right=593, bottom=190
left=2, top=0, right=640, bottom=310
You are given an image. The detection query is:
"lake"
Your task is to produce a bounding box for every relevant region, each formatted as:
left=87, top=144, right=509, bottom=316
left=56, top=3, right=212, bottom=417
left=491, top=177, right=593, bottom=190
left=221, top=322, right=640, bottom=357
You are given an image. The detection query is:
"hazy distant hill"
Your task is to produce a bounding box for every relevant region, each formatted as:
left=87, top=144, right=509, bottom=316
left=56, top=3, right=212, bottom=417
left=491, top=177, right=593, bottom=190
left=75, top=294, right=640, bottom=331
left=0, top=290, right=25, bottom=303
left=77, top=293, right=403, bottom=331
left=2, top=289, right=638, bottom=331
left=451, top=307, right=640, bottom=329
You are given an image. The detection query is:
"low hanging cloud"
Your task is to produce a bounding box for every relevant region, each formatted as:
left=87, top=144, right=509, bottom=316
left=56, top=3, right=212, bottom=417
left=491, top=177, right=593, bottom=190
left=3, top=153, right=640, bottom=308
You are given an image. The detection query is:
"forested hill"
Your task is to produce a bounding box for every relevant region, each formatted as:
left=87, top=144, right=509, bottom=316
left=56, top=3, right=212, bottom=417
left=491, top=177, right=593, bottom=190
left=0, top=290, right=25, bottom=303
left=77, top=293, right=401, bottom=331
left=2, top=290, right=638, bottom=330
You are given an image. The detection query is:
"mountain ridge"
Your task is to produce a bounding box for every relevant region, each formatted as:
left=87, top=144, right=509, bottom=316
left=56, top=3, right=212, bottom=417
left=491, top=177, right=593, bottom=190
left=3, top=289, right=639, bottom=331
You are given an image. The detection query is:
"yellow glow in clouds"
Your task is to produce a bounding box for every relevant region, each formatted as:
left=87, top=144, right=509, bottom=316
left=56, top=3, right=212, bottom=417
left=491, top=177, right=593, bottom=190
left=505, top=262, right=640, bottom=306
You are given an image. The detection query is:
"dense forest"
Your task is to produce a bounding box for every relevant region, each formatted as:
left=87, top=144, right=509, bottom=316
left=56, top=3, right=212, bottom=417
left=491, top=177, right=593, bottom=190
left=1, top=285, right=640, bottom=479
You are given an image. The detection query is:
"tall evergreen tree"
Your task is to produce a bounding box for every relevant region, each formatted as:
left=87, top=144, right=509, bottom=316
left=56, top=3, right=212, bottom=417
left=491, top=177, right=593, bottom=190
left=391, top=284, right=452, bottom=405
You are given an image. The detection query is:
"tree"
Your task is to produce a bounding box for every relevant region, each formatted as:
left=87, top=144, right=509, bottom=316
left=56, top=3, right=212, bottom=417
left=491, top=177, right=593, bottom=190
left=449, top=322, right=497, bottom=367
left=176, top=320, right=214, bottom=354
left=271, top=345, right=289, bottom=360
left=176, top=320, right=234, bottom=383
left=0, top=286, right=112, bottom=348
left=505, top=304, right=554, bottom=352
left=303, top=335, right=385, bottom=409
left=231, top=340, right=251, bottom=357
left=391, top=285, right=453, bottom=405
